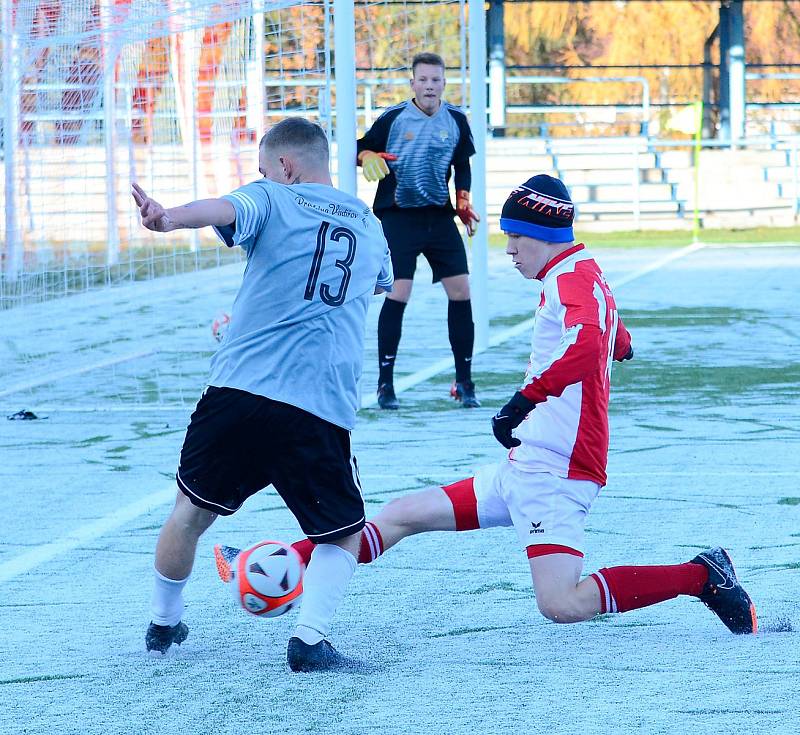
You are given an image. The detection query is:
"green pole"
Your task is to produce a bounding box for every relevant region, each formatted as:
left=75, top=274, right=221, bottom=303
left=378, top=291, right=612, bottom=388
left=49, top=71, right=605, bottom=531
left=692, top=100, right=703, bottom=243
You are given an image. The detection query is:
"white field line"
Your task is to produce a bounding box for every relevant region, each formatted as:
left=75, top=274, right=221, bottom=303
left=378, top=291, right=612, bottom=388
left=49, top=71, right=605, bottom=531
left=0, top=464, right=794, bottom=585
left=362, top=242, right=707, bottom=408
left=1, top=403, right=192, bottom=414
left=6, top=245, right=704, bottom=410
left=0, top=349, right=155, bottom=399
left=611, top=241, right=707, bottom=287
left=609, top=471, right=800, bottom=477
left=371, top=470, right=797, bottom=480
left=361, top=355, right=458, bottom=408
left=703, top=241, right=800, bottom=249
left=0, top=485, right=176, bottom=585
left=0, top=244, right=707, bottom=584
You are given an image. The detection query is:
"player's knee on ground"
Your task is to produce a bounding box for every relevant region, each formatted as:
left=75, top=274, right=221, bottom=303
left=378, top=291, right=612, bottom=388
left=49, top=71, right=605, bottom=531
left=535, top=592, right=590, bottom=624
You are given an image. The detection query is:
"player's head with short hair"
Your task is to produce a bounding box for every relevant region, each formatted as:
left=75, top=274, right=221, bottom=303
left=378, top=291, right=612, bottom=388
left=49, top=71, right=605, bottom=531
left=411, top=52, right=445, bottom=74
left=410, top=52, right=446, bottom=116
left=259, top=117, right=330, bottom=184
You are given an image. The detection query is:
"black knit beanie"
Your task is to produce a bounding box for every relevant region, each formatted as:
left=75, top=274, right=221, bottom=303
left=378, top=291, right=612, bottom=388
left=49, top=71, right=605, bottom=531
left=499, top=174, right=575, bottom=243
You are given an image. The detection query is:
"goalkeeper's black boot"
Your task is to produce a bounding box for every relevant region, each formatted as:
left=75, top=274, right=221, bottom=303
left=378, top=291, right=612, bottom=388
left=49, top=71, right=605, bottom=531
left=146, top=621, right=189, bottom=654
left=287, top=637, right=362, bottom=673
left=214, top=544, right=241, bottom=583
left=690, top=547, right=758, bottom=634
left=451, top=380, right=480, bottom=408
left=377, top=383, right=399, bottom=410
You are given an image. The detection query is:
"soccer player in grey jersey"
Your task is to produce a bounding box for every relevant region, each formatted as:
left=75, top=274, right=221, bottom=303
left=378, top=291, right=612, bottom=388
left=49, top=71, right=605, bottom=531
left=133, top=118, right=393, bottom=672
left=357, top=52, right=481, bottom=410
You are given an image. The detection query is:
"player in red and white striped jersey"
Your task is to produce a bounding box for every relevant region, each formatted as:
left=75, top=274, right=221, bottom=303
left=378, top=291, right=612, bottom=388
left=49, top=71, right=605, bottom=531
left=505, top=236, right=631, bottom=488
left=263, top=175, right=756, bottom=636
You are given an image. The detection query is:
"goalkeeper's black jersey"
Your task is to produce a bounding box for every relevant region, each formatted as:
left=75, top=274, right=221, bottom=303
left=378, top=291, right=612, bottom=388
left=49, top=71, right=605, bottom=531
left=357, top=99, right=475, bottom=214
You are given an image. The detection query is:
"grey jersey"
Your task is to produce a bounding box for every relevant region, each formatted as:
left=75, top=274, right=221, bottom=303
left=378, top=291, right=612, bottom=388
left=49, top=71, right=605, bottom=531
left=209, top=179, right=393, bottom=429
left=357, top=100, right=475, bottom=212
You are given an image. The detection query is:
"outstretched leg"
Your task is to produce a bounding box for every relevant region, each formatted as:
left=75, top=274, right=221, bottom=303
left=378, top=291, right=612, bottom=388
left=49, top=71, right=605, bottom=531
left=290, top=485, right=455, bottom=566
left=370, top=485, right=458, bottom=547
left=290, top=477, right=486, bottom=567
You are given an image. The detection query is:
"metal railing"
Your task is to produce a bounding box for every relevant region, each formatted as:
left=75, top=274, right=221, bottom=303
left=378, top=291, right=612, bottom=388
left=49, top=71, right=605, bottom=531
left=4, top=77, right=799, bottom=249
left=502, top=75, right=651, bottom=137
left=13, top=73, right=800, bottom=147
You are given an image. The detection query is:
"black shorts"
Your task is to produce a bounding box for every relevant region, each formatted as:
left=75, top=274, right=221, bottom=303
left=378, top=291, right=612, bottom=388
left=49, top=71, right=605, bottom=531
left=379, top=208, right=468, bottom=282
left=177, top=386, right=365, bottom=543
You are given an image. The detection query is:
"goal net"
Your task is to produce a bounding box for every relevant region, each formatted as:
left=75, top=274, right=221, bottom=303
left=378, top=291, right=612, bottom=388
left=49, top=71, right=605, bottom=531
left=1, top=0, right=473, bottom=413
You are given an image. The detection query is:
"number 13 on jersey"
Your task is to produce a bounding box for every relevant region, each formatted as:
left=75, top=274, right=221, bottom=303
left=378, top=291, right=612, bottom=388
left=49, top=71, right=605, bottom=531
left=304, top=221, right=357, bottom=307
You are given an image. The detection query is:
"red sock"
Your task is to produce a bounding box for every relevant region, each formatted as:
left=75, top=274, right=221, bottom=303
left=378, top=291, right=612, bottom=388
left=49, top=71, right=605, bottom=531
left=358, top=522, right=384, bottom=563
left=290, top=522, right=385, bottom=567
left=591, top=563, right=708, bottom=613
left=291, top=538, right=314, bottom=566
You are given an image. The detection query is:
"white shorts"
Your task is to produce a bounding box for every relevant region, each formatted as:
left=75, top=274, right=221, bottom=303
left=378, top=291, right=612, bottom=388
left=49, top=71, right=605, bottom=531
left=469, top=462, right=600, bottom=556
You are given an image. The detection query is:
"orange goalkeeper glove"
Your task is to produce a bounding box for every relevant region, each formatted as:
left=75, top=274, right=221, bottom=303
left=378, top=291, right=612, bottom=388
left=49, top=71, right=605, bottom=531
left=456, top=190, right=480, bottom=236
left=358, top=150, right=398, bottom=182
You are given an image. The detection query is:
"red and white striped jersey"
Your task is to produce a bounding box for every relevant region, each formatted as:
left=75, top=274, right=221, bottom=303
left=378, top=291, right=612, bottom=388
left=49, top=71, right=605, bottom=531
left=509, top=244, right=631, bottom=486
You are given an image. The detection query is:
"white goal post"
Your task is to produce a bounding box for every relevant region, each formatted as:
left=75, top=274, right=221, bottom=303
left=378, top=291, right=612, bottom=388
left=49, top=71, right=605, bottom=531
left=1, top=0, right=488, bottom=411
left=468, top=0, right=488, bottom=350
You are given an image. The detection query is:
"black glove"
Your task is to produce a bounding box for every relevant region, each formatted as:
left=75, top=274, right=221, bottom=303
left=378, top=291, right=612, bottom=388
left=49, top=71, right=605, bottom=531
left=616, top=345, right=634, bottom=362
left=491, top=391, right=536, bottom=449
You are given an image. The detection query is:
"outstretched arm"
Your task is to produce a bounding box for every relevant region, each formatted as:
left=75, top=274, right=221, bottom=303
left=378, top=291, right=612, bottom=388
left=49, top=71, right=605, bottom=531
left=132, top=183, right=235, bottom=233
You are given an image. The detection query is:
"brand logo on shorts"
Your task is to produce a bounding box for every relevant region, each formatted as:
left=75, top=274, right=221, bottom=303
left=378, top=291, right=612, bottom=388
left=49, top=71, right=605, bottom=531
left=529, top=521, right=545, bottom=534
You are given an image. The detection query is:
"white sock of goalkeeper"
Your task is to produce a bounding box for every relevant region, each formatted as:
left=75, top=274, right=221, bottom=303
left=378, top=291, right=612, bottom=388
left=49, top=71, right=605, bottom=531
left=293, top=543, right=357, bottom=646
left=151, top=567, right=188, bottom=627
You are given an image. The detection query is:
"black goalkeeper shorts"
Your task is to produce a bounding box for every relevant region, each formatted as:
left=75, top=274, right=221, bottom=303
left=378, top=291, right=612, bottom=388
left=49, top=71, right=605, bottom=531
left=379, top=207, right=468, bottom=282
left=177, top=386, right=365, bottom=542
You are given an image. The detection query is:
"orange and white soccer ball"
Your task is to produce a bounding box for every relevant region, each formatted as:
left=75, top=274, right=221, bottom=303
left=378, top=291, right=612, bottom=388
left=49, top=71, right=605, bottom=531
left=211, top=312, right=231, bottom=343
left=230, top=541, right=304, bottom=618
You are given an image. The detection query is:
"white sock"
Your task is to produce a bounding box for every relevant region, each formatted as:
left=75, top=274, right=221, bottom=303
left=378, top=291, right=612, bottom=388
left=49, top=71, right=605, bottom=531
left=293, top=544, right=357, bottom=645
left=151, top=567, right=189, bottom=626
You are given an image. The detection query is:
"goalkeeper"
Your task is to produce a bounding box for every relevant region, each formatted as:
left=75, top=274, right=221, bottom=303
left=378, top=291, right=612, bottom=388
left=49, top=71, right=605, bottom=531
left=357, top=51, right=481, bottom=410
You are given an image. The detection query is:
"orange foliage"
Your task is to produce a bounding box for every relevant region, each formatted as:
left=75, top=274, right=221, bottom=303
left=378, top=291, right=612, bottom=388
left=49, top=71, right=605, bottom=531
left=504, top=1, right=800, bottom=105
left=131, top=37, right=170, bottom=144
left=257, top=1, right=800, bottom=114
